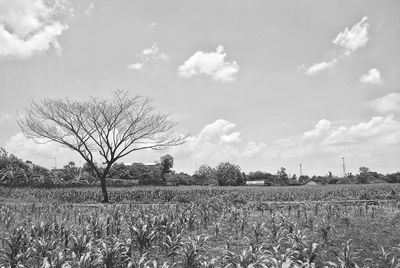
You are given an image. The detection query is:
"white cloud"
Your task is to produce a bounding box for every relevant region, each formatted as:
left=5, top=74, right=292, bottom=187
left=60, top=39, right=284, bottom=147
left=5, top=132, right=82, bottom=168
left=126, top=62, right=143, bottom=70
left=178, top=45, right=239, bottom=83
left=170, top=115, right=400, bottom=173
left=322, top=115, right=400, bottom=149
left=0, top=0, right=69, bottom=59
left=142, top=42, right=169, bottom=61
left=242, top=141, right=266, bottom=158
left=303, top=59, right=337, bottom=75
left=0, top=112, right=11, bottom=123
left=126, top=42, right=169, bottom=71
left=170, top=119, right=261, bottom=166
left=197, top=119, right=237, bottom=142
left=360, top=68, right=382, bottom=84
left=301, top=16, right=369, bottom=76
left=85, top=3, right=94, bottom=16
left=303, top=119, right=332, bottom=138
left=221, top=132, right=241, bottom=144
left=368, top=93, right=400, bottom=115
left=333, top=16, right=369, bottom=55
left=264, top=115, right=400, bottom=161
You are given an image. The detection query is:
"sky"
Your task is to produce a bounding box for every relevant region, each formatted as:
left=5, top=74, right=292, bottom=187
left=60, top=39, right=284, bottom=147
left=0, top=0, right=400, bottom=176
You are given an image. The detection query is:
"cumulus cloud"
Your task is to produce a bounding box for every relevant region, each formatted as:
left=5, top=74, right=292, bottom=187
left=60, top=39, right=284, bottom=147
left=301, top=16, right=369, bottom=76
left=321, top=115, right=400, bottom=151
left=5, top=132, right=81, bottom=168
left=360, top=68, right=382, bottom=84
left=0, top=0, right=69, bottom=59
left=264, top=115, right=400, bottom=161
left=242, top=141, right=266, bottom=158
left=302, top=59, right=337, bottom=76
left=126, top=62, right=143, bottom=70
left=333, top=16, right=369, bottom=55
left=368, top=93, right=400, bottom=115
left=303, top=119, right=332, bottom=138
left=126, top=42, right=169, bottom=71
left=170, top=119, right=264, bottom=167
left=178, top=45, right=239, bottom=83
left=142, top=43, right=169, bottom=61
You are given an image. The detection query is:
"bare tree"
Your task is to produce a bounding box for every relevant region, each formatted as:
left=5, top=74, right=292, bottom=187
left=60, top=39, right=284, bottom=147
left=17, top=90, right=187, bottom=202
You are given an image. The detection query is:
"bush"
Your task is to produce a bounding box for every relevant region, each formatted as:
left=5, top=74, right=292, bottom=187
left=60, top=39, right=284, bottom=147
left=385, top=172, right=400, bottom=183
left=215, top=162, right=245, bottom=186
left=165, top=172, right=194, bottom=185
left=194, top=165, right=218, bottom=185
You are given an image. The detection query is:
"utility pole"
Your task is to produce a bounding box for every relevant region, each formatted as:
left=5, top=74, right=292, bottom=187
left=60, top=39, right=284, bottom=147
left=54, top=157, right=57, bottom=169
left=342, top=157, right=346, bottom=177
left=299, top=163, right=302, bottom=177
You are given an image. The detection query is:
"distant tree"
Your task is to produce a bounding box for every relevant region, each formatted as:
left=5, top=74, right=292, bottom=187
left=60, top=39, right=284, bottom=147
left=277, top=167, right=288, bottom=180
left=129, top=163, right=162, bottom=184
left=275, top=167, right=289, bottom=185
left=62, top=162, right=81, bottom=181
left=81, top=162, right=98, bottom=177
left=287, top=174, right=298, bottom=185
left=109, top=163, right=130, bottom=180
left=215, top=162, right=245, bottom=186
left=165, top=172, right=193, bottom=185
left=194, top=164, right=217, bottom=185
left=359, top=167, right=370, bottom=175
left=355, top=167, right=370, bottom=184
left=160, top=154, right=174, bottom=181
left=0, top=148, right=29, bottom=184
left=385, top=172, right=400, bottom=183
left=298, top=175, right=310, bottom=184
left=247, top=171, right=267, bottom=181
left=18, top=90, right=187, bottom=202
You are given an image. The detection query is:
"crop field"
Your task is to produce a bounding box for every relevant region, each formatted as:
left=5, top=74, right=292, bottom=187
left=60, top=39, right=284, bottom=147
left=1, top=184, right=400, bottom=267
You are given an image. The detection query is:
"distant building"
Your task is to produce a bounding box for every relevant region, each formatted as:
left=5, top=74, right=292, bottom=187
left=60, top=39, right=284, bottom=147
left=246, top=180, right=265, bottom=186
left=304, top=180, right=319, bottom=186
left=143, top=162, right=158, bottom=167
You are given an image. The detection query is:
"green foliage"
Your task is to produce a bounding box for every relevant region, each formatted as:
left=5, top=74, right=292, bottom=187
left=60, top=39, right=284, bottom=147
left=215, top=162, right=245, bottom=186
left=384, top=172, right=400, bottom=183
left=164, top=172, right=193, bottom=185
left=160, top=155, right=173, bottom=181
left=193, top=164, right=218, bottom=185
left=0, top=148, right=30, bottom=184
left=61, top=163, right=81, bottom=181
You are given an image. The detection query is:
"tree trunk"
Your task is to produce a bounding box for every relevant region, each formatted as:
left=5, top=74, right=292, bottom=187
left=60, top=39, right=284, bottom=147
left=100, top=174, right=109, bottom=203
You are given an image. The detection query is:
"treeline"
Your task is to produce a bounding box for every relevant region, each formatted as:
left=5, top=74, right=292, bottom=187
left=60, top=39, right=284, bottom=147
left=246, top=167, right=400, bottom=185
left=1, top=147, right=400, bottom=187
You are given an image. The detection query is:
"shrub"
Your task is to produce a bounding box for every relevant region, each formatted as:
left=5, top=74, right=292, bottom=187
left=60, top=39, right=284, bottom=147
left=215, top=162, right=245, bottom=186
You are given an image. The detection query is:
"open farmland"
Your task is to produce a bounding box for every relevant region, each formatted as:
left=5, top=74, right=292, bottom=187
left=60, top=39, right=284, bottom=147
left=1, top=184, right=400, bottom=204
left=1, top=184, right=400, bottom=267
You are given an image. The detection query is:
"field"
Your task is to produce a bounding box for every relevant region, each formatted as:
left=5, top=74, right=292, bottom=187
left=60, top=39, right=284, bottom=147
left=1, top=184, right=400, bottom=267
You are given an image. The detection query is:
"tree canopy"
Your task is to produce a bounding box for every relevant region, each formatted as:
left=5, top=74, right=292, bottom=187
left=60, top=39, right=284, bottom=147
left=17, top=90, right=187, bottom=202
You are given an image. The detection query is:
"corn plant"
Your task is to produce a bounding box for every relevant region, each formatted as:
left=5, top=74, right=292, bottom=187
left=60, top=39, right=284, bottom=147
left=376, top=246, right=400, bottom=268
left=0, top=227, right=30, bottom=268
left=327, top=240, right=360, bottom=268
left=128, top=218, right=157, bottom=254
left=223, top=245, right=268, bottom=267
left=175, top=235, right=209, bottom=267
left=97, top=237, right=128, bottom=268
